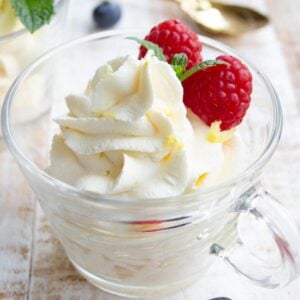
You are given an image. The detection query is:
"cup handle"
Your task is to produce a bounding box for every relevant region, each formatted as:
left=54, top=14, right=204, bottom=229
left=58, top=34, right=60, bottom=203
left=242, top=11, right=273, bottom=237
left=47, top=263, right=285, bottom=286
left=210, top=184, right=300, bottom=288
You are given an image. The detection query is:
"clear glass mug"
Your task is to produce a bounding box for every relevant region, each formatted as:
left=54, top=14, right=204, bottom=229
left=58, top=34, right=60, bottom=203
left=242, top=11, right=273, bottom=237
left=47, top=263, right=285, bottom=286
left=2, top=31, right=300, bottom=298
left=0, top=0, right=69, bottom=140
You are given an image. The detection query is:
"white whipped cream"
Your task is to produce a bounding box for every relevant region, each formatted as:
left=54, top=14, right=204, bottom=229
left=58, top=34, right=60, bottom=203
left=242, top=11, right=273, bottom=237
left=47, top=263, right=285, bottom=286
left=48, top=54, right=245, bottom=199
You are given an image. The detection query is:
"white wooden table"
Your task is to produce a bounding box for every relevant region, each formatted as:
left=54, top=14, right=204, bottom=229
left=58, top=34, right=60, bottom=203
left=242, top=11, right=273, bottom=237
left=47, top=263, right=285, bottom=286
left=1, top=0, right=300, bottom=299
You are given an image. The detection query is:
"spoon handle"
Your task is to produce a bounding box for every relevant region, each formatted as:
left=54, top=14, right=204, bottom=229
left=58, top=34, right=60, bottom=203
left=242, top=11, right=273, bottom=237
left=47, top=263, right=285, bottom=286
left=173, top=0, right=212, bottom=9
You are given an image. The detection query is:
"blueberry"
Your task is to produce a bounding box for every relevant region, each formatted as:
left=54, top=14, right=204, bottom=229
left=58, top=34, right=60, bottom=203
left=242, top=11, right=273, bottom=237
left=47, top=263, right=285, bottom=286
left=93, top=1, right=121, bottom=29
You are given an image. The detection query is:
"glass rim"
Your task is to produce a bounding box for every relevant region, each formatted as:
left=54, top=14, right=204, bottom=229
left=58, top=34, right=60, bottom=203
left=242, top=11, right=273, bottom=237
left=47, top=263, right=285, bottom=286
left=0, top=0, right=63, bottom=43
left=1, top=30, right=283, bottom=207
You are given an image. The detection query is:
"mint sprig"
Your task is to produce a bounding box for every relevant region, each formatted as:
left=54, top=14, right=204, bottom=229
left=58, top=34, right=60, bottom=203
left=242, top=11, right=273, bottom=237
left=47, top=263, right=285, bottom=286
left=127, top=37, right=167, bottom=62
left=179, top=60, right=225, bottom=81
left=10, top=0, right=55, bottom=33
left=129, top=37, right=226, bottom=81
left=171, top=53, right=188, bottom=78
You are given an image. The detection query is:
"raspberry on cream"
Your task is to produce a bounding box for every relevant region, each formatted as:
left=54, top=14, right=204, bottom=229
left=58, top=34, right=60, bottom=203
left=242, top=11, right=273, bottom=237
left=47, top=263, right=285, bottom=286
left=183, top=55, right=252, bottom=131
left=48, top=53, right=245, bottom=199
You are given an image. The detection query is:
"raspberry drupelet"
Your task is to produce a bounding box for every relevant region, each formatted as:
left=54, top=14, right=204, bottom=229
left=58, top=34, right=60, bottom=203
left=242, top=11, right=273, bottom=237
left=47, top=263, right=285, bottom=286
left=139, top=19, right=202, bottom=70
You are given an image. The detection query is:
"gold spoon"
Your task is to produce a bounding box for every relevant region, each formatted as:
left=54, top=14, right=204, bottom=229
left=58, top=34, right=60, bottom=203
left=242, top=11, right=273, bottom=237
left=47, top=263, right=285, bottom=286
left=174, top=0, right=269, bottom=35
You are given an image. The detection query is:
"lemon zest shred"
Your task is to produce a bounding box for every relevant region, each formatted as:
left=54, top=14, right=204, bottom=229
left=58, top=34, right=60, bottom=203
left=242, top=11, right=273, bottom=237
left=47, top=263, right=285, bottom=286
left=161, top=135, right=184, bottom=163
left=195, top=173, right=208, bottom=187
left=164, top=134, right=183, bottom=150
left=161, top=150, right=173, bottom=163
left=206, top=121, right=235, bottom=143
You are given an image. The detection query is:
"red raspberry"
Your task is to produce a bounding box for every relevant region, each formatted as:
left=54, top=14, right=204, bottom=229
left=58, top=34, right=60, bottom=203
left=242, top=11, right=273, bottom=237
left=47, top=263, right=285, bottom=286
left=183, top=55, right=252, bottom=130
left=139, top=19, right=202, bottom=70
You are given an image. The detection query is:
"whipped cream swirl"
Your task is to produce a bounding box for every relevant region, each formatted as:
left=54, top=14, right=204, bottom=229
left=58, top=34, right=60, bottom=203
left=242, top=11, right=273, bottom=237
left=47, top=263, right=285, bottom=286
left=48, top=54, right=232, bottom=199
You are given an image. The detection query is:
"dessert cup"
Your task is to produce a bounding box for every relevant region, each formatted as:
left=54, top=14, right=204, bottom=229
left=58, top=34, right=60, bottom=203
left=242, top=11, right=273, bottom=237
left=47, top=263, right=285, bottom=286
left=0, top=0, right=69, bottom=141
left=2, top=31, right=300, bottom=298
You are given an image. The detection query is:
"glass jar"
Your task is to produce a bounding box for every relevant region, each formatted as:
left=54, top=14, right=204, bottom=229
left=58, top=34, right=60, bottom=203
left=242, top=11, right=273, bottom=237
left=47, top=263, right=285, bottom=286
left=0, top=0, right=69, bottom=140
left=2, top=31, right=300, bottom=298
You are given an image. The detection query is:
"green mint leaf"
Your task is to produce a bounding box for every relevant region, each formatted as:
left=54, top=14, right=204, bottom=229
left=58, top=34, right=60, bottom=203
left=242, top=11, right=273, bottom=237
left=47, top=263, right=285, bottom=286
left=127, top=37, right=167, bottom=62
left=171, top=53, right=188, bottom=78
left=10, top=0, right=55, bottom=33
left=179, top=60, right=226, bottom=81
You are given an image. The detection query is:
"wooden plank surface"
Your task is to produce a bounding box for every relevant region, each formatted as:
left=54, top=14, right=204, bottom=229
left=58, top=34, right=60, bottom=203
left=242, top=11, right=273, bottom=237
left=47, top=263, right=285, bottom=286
left=0, top=151, right=34, bottom=299
left=1, top=0, right=300, bottom=299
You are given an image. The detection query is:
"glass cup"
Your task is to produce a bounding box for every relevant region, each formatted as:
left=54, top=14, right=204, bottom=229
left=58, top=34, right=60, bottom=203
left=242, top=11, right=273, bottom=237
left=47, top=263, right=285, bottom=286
left=0, top=0, right=69, bottom=140
left=2, top=31, right=300, bottom=298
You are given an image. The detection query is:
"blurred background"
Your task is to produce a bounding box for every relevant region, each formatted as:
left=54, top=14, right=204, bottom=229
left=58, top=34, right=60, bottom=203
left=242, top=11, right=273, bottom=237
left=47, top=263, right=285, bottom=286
left=1, top=0, right=300, bottom=299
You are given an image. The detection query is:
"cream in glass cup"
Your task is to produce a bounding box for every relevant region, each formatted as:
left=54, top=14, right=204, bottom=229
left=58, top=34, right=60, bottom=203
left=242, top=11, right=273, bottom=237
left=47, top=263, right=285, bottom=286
left=2, top=32, right=300, bottom=298
left=0, top=0, right=69, bottom=140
